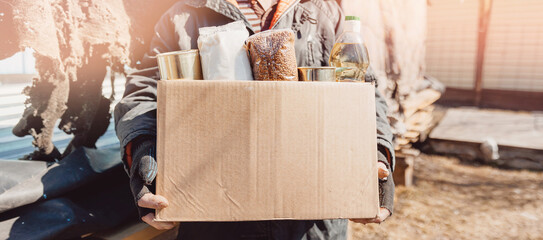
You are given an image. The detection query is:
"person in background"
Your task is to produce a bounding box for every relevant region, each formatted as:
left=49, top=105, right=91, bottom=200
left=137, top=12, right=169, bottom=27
left=114, top=0, right=395, bottom=239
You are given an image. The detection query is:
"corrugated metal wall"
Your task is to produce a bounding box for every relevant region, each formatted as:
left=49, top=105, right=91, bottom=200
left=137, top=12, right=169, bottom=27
left=483, top=0, right=543, bottom=91
left=426, top=0, right=543, bottom=92
left=426, top=0, right=479, bottom=90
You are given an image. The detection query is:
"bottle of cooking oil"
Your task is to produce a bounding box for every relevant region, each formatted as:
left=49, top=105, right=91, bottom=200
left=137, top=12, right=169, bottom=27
left=329, top=16, right=370, bottom=82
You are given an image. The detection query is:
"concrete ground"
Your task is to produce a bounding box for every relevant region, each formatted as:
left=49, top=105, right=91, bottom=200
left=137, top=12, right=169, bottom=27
left=350, top=153, right=543, bottom=240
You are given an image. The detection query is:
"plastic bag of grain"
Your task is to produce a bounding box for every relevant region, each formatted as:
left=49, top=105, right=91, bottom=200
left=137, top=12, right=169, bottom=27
left=197, top=21, right=253, bottom=80
left=246, top=29, right=298, bottom=81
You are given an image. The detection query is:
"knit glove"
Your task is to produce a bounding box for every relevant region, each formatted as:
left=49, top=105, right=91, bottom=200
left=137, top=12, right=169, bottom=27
left=378, top=151, right=395, bottom=216
left=128, top=136, right=158, bottom=218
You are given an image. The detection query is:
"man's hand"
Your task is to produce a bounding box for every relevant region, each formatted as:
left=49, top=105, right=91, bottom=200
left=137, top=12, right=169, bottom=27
left=128, top=137, right=176, bottom=230
left=350, top=207, right=391, bottom=224
left=138, top=193, right=176, bottom=230
left=377, top=161, right=389, bottom=180
left=350, top=161, right=391, bottom=224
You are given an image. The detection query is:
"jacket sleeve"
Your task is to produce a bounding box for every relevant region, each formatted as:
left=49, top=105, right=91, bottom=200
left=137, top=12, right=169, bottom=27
left=366, top=68, right=395, bottom=171
left=375, top=84, right=395, bottom=171
left=366, top=68, right=396, bottom=215
left=114, top=6, right=181, bottom=166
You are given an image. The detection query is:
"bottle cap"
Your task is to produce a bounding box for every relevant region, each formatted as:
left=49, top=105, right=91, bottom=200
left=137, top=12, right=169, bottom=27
left=345, top=16, right=360, bottom=21
left=344, top=16, right=361, bottom=33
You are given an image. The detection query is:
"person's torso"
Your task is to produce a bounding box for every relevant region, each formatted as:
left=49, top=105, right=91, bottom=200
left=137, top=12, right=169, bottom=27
left=167, top=0, right=343, bottom=67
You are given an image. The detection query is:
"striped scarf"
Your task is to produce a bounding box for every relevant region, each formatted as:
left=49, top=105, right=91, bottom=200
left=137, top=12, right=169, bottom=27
left=225, top=0, right=296, bottom=29
left=269, top=0, right=296, bottom=27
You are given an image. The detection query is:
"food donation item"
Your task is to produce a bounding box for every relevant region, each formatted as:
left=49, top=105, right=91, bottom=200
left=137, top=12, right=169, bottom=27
left=298, top=67, right=336, bottom=82
left=246, top=29, right=298, bottom=81
left=329, top=16, right=370, bottom=82
left=197, top=21, right=254, bottom=80
left=156, top=50, right=203, bottom=80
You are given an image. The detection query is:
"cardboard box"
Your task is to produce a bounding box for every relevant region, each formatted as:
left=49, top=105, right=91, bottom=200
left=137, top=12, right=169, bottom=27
left=156, top=80, right=378, bottom=221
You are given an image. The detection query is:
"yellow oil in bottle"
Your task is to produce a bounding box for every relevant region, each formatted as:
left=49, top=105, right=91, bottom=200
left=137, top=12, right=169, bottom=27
left=329, top=42, right=370, bottom=82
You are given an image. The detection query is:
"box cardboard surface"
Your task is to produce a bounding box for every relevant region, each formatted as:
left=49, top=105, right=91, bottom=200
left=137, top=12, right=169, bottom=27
left=156, top=80, right=378, bottom=221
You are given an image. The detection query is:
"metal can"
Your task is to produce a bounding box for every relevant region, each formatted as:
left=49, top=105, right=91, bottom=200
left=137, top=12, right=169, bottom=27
left=156, top=50, right=203, bottom=80
left=297, top=67, right=336, bottom=82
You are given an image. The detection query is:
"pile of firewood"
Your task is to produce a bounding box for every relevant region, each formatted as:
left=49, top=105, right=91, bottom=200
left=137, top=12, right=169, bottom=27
left=390, top=76, right=444, bottom=186
left=393, top=76, right=444, bottom=150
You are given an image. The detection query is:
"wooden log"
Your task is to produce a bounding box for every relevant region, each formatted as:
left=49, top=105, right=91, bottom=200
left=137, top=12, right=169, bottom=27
left=406, top=114, right=434, bottom=133
left=403, top=130, right=421, bottom=141
left=395, top=138, right=411, bottom=150
left=405, top=109, right=433, bottom=127
left=402, top=89, right=442, bottom=119
left=404, top=131, right=419, bottom=139
left=400, top=148, right=421, bottom=157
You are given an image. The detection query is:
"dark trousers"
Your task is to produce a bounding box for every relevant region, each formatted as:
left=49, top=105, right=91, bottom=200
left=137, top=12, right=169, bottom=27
left=177, top=219, right=348, bottom=240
